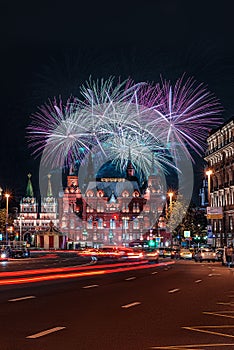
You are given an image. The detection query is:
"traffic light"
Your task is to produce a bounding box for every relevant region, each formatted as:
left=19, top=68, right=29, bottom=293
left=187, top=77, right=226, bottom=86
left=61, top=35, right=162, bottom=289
left=149, top=239, right=156, bottom=247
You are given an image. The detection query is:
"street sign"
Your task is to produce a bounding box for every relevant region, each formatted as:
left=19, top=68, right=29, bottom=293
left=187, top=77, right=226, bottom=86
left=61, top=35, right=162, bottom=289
left=207, top=224, right=213, bottom=238
left=207, top=207, right=223, bottom=219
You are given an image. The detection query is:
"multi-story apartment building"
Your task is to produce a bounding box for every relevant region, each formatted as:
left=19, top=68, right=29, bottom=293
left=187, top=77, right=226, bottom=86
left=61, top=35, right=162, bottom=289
left=204, top=118, right=234, bottom=247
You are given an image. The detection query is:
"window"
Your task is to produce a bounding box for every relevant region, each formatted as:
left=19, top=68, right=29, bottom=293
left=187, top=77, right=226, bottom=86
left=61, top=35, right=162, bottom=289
left=98, top=218, right=103, bottom=229
left=110, top=219, right=116, bottom=229
left=87, top=217, right=93, bottom=229
left=133, top=218, right=139, bottom=229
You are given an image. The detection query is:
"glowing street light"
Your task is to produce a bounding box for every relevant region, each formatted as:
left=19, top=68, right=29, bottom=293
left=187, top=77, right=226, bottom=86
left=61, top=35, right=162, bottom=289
left=205, top=169, right=212, bottom=205
left=168, top=192, right=174, bottom=213
left=5, top=193, right=10, bottom=243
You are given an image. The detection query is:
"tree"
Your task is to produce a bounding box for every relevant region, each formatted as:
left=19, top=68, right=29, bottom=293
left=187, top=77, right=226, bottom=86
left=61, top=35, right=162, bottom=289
left=0, top=208, right=14, bottom=236
left=166, top=194, right=207, bottom=243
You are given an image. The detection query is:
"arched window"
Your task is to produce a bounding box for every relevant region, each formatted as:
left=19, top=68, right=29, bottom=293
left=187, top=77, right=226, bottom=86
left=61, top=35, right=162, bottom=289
left=86, top=190, right=94, bottom=197
left=122, top=191, right=129, bottom=197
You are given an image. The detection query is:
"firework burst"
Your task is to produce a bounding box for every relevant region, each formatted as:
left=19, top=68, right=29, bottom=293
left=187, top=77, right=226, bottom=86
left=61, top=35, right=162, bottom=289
left=28, top=75, right=223, bottom=172
left=143, top=75, right=223, bottom=159
left=27, top=97, right=100, bottom=168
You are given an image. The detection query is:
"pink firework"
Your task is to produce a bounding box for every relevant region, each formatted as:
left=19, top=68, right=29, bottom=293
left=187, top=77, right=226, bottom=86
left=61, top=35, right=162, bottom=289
left=139, top=75, right=223, bottom=159
left=27, top=97, right=96, bottom=168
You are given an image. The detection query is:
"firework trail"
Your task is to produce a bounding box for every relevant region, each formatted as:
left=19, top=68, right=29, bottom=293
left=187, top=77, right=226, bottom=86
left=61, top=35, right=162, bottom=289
left=27, top=97, right=99, bottom=168
left=28, top=75, right=222, bottom=173
left=142, top=75, right=223, bottom=159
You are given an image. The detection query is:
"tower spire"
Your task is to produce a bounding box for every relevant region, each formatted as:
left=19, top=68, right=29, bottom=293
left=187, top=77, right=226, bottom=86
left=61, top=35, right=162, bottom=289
left=87, top=152, right=94, bottom=181
left=47, top=174, right=53, bottom=197
left=26, top=173, right=34, bottom=197
left=69, top=163, right=75, bottom=175
left=127, top=147, right=134, bottom=178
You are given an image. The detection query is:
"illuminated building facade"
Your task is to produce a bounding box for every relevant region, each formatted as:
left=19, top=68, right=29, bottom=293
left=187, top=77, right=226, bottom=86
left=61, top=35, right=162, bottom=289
left=204, top=118, right=234, bottom=246
left=13, top=173, right=61, bottom=248
left=58, top=154, right=166, bottom=248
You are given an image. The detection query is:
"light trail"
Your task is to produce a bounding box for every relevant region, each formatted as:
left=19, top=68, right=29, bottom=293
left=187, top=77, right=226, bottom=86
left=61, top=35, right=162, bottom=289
left=0, top=261, right=174, bottom=286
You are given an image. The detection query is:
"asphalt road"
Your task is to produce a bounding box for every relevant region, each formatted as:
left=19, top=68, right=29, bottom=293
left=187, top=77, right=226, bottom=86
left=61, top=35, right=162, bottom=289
left=0, top=259, right=233, bottom=350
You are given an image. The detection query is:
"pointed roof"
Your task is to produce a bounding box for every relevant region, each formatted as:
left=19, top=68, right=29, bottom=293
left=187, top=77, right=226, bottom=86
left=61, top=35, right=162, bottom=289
left=26, top=173, right=34, bottom=197
left=108, top=191, right=117, bottom=203
left=127, top=147, right=133, bottom=169
left=47, top=174, right=53, bottom=197
left=69, top=163, right=75, bottom=175
left=87, top=152, right=94, bottom=181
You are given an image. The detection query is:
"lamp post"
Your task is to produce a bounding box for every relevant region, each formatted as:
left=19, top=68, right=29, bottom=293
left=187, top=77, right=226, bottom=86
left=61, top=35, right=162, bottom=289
left=205, top=169, right=214, bottom=246
left=206, top=169, right=212, bottom=205
left=5, top=193, right=10, bottom=243
left=168, top=192, right=173, bottom=215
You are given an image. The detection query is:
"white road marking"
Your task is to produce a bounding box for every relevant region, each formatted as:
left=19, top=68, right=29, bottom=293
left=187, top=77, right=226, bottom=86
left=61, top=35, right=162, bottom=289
left=151, top=271, right=158, bottom=275
left=208, top=273, right=221, bottom=277
left=195, top=279, right=202, bottom=283
left=168, top=288, right=180, bottom=293
left=26, top=326, right=66, bottom=339
left=83, top=284, right=99, bottom=289
left=183, top=325, right=234, bottom=339
left=149, top=343, right=234, bottom=349
left=217, top=302, right=234, bottom=306
left=9, top=296, right=36, bottom=302
left=125, top=277, right=136, bottom=281
left=121, top=301, right=141, bottom=309
left=203, top=311, right=234, bottom=319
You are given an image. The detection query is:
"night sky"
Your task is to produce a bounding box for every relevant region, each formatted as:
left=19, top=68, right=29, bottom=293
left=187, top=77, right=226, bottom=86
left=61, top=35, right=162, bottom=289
left=1, top=0, right=234, bottom=205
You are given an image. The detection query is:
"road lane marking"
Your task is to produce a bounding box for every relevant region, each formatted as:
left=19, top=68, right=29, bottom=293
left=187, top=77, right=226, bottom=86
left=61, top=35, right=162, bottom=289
left=121, top=301, right=141, bottom=309
left=183, top=325, right=234, bottom=339
left=217, top=302, right=234, bottom=306
left=203, top=311, right=234, bottom=319
left=151, top=271, right=158, bottom=275
left=168, top=289, right=180, bottom=293
left=125, top=277, right=136, bottom=281
left=150, top=343, right=234, bottom=349
left=82, top=284, right=99, bottom=289
left=195, top=280, right=202, bottom=283
left=208, top=273, right=221, bottom=277
left=9, top=296, right=36, bottom=302
left=26, top=326, right=66, bottom=339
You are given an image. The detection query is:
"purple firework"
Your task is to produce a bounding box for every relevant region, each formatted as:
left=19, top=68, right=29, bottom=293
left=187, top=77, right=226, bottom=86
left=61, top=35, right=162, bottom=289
left=139, top=75, right=223, bottom=159
left=27, top=97, right=96, bottom=168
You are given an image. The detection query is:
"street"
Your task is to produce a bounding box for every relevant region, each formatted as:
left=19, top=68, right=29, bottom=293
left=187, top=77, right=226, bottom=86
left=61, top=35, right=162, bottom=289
left=0, top=258, right=234, bottom=349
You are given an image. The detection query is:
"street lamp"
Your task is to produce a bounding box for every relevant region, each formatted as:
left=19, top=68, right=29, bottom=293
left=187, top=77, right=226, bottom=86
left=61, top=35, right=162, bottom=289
left=168, top=192, right=174, bottom=214
left=205, top=169, right=212, bottom=205
left=5, top=193, right=10, bottom=243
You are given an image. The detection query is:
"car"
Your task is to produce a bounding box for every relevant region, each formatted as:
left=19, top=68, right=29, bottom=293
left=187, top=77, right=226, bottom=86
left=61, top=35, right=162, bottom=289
left=194, top=248, right=217, bottom=262
left=0, top=249, right=8, bottom=261
left=163, top=248, right=172, bottom=258
left=171, top=248, right=180, bottom=259
left=215, top=248, right=224, bottom=262
left=143, top=248, right=159, bottom=263
left=179, top=248, right=193, bottom=259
